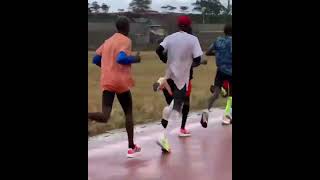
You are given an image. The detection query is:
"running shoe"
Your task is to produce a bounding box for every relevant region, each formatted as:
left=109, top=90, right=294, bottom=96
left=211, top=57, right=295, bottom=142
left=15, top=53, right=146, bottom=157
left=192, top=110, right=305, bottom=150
left=153, top=82, right=160, bottom=92
left=221, top=87, right=228, bottom=97
left=153, top=77, right=168, bottom=92
left=157, top=136, right=171, bottom=152
left=200, top=111, right=209, bottom=128
left=222, top=114, right=232, bottom=125
left=179, top=128, right=191, bottom=137
left=127, top=144, right=142, bottom=158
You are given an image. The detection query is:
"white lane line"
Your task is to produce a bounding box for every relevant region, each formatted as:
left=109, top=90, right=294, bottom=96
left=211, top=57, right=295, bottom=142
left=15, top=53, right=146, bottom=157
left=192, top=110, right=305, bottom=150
left=88, top=116, right=222, bottom=158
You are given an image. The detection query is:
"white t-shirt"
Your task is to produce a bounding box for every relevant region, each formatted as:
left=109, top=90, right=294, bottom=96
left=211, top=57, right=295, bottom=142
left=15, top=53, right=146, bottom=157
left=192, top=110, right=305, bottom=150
left=160, top=31, right=203, bottom=90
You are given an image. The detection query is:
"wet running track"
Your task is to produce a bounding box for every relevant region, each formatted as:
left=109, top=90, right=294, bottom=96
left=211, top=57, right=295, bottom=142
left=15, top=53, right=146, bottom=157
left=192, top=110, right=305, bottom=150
left=88, top=109, right=232, bottom=180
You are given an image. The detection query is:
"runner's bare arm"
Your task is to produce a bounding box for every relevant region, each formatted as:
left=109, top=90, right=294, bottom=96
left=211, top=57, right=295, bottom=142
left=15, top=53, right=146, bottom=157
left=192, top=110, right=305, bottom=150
left=206, top=43, right=215, bottom=56
left=200, top=56, right=208, bottom=65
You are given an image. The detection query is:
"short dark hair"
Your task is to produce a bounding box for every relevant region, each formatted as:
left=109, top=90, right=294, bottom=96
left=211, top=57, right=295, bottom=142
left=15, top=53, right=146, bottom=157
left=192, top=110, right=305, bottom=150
left=224, top=24, right=232, bottom=36
left=186, top=26, right=193, bottom=35
left=115, top=16, right=129, bottom=31
left=178, top=25, right=191, bottom=33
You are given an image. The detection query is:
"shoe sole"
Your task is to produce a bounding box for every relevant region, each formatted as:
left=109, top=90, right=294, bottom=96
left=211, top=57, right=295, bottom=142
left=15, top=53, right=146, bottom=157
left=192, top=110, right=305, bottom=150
left=222, top=122, right=231, bottom=125
left=127, top=151, right=141, bottom=158
left=178, top=133, right=191, bottom=137
left=127, top=154, right=135, bottom=158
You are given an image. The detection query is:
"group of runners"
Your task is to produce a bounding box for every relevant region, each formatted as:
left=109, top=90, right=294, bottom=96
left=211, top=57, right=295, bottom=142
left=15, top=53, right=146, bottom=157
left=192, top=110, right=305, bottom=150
left=88, top=15, right=232, bottom=158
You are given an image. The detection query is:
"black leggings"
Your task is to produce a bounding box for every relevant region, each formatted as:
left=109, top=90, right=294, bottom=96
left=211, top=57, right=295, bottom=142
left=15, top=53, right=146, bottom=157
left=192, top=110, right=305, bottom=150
left=163, top=79, right=190, bottom=129
left=88, top=90, right=134, bottom=149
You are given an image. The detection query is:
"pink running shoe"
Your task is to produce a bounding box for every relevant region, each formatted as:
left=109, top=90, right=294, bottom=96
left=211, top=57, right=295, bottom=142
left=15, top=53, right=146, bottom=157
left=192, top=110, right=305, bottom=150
left=179, top=128, right=191, bottom=137
left=127, top=144, right=142, bottom=158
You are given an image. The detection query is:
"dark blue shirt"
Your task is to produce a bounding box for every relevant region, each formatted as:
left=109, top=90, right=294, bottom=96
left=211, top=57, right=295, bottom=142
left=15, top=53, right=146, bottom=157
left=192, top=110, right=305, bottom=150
left=212, top=36, right=232, bottom=76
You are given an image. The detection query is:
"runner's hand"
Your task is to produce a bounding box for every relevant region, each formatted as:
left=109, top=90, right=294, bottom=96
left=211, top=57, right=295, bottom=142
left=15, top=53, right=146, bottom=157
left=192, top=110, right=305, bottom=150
left=210, top=85, right=215, bottom=93
left=135, top=51, right=141, bottom=63
left=201, top=59, right=208, bottom=65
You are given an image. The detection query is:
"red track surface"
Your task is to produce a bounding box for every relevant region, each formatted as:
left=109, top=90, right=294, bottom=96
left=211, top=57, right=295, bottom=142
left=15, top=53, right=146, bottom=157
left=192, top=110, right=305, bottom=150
left=88, top=110, right=232, bottom=180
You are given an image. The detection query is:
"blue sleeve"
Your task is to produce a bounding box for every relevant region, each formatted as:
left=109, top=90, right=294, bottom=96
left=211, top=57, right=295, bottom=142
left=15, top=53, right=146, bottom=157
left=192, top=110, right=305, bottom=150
left=116, top=51, right=135, bottom=65
left=214, top=41, right=222, bottom=66
left=92, top=54, right=102, bottom=67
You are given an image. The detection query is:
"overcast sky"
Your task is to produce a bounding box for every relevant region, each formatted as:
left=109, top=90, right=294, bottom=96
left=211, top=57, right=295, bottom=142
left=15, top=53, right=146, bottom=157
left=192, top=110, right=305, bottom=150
left=88, top=0, right=230, bottom=13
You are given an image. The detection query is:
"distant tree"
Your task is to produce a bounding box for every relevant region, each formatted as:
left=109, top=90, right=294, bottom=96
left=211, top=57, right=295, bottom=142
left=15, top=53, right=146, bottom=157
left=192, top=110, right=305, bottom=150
left=88, top=3, right=92, bottom=14
left=223, top=0, right=232, bottom=15
left=101, top=3, right=110, bottom=13
left=180, top=6, right=189, bottom=13
left=160, top=5, right=177, bottom=12
left=161, top=5, right=168, bottom=11
left=161, top=5, right=172, bottom=13
left=91, top=1, right=100, bottom=13
left=129, top=0, right=152, bottom=12
left=167, top=5, right=177, bottom=12
left=118, top=9, right=125, bottom=12
left=192, top=0, right=225, bottom=16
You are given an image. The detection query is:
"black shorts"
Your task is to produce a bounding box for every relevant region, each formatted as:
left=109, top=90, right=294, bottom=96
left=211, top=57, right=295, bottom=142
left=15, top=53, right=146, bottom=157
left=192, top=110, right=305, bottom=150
left=214, top=70, right=232, bottom=95
left=163, top=79, right=187, bottom=111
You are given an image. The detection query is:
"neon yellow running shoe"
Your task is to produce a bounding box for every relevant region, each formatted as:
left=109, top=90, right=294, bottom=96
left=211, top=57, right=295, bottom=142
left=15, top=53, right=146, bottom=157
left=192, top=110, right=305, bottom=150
left=157, top=136, right=171, bottom=152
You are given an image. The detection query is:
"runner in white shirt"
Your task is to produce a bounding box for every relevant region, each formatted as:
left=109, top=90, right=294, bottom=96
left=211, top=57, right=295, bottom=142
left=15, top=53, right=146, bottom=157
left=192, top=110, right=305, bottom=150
left=155, top=16, right=203, bottom=152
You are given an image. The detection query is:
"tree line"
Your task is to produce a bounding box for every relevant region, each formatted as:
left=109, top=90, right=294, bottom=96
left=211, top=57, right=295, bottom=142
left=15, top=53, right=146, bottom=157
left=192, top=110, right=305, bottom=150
left=88, top=1, right=110, bottom=14
left=88, top=0, right=232, bottom=15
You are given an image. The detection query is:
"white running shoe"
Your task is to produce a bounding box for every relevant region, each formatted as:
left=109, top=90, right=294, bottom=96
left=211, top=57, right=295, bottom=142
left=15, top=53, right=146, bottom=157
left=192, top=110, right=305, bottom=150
left=222, top=114, right=232, bottom=125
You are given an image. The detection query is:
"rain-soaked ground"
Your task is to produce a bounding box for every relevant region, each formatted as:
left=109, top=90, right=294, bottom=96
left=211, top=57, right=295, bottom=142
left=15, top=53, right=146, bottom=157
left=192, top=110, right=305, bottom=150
left=88, top=108, right=232, bottom=180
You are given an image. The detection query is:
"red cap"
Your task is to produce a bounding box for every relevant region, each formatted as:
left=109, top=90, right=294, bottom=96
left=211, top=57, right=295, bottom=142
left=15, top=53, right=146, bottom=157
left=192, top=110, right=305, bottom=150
left=177, top=16, right=192, bottom=27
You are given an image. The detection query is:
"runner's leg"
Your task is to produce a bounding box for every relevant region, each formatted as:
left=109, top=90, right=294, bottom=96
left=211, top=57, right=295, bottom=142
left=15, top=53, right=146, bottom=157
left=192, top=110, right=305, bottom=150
left=88, top=90, right=115, bottom=123
left=161, top=79, right=174, bottom=129
left=117, top=90, right=135, bottom=149
left=181, top=80, right=191, bottom=129
left=208, top=71, right=223, bottom=110
left=181, top=96, right=190, bottom=129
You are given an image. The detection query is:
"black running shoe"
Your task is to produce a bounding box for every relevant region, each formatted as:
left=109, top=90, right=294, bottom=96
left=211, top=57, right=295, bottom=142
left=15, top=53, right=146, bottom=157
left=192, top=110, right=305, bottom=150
left=200, top=112, right=208, bottom=128
left=153, top=82, right=160, bottom=92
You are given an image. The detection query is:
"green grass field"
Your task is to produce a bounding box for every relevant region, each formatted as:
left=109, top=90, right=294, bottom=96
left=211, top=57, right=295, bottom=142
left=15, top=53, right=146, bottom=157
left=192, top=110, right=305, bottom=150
left=88, top=51, right=226, bottom=136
